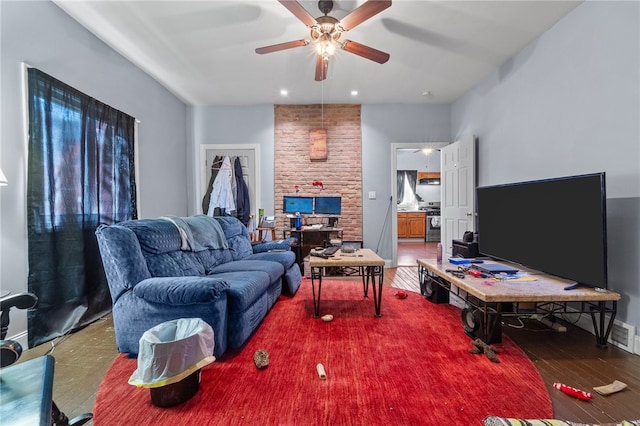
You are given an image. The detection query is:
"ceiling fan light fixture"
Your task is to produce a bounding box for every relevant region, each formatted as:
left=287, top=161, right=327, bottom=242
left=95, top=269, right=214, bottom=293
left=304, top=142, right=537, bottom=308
left=257, top=0, right=392, bottom=80
left=315, top=38, right=337, bottom=57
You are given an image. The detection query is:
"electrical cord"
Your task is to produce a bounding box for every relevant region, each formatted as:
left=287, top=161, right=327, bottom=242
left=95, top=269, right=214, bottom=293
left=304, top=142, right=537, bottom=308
left=44, top=332, right=71, bottom=356
left=375, top=195, right=393, bottom=254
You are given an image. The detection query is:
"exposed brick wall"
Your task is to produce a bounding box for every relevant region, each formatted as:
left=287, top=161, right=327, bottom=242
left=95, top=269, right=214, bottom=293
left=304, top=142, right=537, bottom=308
left=274, top=104, right=362, bottom=241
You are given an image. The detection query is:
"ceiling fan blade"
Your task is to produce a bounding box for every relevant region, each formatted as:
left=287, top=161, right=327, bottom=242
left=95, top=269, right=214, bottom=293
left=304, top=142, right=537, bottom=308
left=339, top=0, right=392, bottom=31
left=278, top=0, right=318, bottom=27
left=315, top=55, right=329, bottom=81
left=341, top=40, right=390, bottom=64
left=255, top=40, right=308, bottom=54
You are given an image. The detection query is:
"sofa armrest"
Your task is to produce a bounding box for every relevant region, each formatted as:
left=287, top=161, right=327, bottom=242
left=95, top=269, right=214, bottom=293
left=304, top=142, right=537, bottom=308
left=133, top=277, right=229, bottom=305
left=252, top=240, right=291, bottom=254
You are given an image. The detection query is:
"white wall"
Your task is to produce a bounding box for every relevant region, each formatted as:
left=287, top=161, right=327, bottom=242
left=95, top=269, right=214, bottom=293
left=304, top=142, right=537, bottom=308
left=0, top=1, right=188, bottom=342
left=451, top=1, right=640, bottom=333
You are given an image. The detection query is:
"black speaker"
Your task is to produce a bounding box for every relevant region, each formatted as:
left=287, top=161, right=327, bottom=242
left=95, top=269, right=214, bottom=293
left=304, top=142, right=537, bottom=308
left=420, top=274, right=449, bottom=304
left=461, top=306, right=502, bottom=344
left=452, top=239, right=479, bottom=258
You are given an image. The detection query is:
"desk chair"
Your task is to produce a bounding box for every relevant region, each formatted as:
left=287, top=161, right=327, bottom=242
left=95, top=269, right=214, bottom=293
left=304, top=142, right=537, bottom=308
left=0, top=292, right=93, bottom=426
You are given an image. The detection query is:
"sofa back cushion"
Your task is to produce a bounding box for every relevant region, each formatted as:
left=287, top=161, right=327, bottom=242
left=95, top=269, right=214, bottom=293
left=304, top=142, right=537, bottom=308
left=120, top=219, right=206, bottom=277
left=213, top=216, right=253, bottom=260
left=122, top=219, right=182, bottom=254
left=144, top=251, right=205, bottom=277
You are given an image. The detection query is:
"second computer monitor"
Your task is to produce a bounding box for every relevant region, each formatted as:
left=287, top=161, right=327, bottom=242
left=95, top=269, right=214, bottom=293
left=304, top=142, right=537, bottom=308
left=314, top=196, right=341, bottom=215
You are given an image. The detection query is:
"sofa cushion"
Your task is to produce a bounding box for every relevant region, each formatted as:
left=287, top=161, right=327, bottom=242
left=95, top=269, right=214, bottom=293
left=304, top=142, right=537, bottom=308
left=211, top=271, right=271, bottom=314
left=246, top=251, right=296, bottom=270
left=133, top=276, right=229, bottom=305
left=252, top=240, right=291, bottom=253
left=210, top=260, right=285, bottom=284
left=144, top=251, right=205, bottom=277
left=194, top=248, right=233, bottom=274
left=213, top=216, right=253, bottom=260
left=121, top=219, right=182, bottom=254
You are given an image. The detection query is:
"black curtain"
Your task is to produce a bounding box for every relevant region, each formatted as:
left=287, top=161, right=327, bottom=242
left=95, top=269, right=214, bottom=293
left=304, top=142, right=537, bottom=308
left=27, top=68, right=137, bottom=347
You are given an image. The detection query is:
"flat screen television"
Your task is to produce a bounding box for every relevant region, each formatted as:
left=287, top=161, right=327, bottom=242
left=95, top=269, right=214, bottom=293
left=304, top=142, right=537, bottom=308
left=283, top=196, right=313, bottom=215
left=475, top=173, right=607, bottom=289
left=314, top=196, right=341, bottom=215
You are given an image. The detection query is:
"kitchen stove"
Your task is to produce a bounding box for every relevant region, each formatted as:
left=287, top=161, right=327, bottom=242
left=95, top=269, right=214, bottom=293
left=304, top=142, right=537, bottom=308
left=423, top=202, right=441, bottom=242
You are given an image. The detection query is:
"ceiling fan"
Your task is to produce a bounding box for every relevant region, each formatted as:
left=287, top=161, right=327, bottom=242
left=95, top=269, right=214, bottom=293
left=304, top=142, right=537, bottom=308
left=255, top=0, right=391, bottom=81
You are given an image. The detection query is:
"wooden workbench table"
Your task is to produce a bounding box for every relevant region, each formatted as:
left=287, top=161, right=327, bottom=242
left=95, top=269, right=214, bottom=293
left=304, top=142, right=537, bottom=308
left=417, top=258, right=621, bottom=347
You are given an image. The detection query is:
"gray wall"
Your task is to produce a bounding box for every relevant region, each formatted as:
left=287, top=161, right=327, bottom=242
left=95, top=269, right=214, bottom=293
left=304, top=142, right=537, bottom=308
left=188, top=105, right=275, bottom=217
left=361, top=105, right=451, bottom=259
left=451, top=1, right=640, bottom=334
left=0, top=1, right=188, bottom=339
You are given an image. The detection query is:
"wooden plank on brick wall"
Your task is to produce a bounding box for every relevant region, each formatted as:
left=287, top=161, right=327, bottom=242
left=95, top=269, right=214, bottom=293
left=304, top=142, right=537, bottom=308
left=309, top=128, right=327, bottom=161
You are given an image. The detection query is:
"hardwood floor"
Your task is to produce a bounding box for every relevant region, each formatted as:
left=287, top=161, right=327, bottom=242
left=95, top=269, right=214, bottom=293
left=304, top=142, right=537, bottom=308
left=397, top=240, right=438, bottom=266
left=16, top=242, right=639, bottom=424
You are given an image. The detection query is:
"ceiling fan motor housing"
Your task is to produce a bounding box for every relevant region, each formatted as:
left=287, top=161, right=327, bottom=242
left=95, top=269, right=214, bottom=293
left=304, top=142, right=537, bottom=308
left=318, top=0, right=334, bottom=15
left=312, top=15, right=341, bottom=42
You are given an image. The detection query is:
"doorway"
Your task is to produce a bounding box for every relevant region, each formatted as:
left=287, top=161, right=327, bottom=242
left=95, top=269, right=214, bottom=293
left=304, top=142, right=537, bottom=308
left=390, top=142, right=448, bottom=267
left=199, top=144, right=261, bottom=219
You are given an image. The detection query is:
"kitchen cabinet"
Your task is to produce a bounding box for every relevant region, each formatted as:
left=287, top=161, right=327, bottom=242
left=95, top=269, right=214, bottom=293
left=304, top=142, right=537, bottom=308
left=418, top=172, right=440, bottom=185
left=397, top=212, right=426, bottom=238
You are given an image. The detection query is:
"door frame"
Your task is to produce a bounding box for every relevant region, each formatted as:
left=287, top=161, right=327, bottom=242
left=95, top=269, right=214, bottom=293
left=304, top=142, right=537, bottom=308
left=390, top=142, right=449, bottom=267
left=198, top=144, right=261, bottom=219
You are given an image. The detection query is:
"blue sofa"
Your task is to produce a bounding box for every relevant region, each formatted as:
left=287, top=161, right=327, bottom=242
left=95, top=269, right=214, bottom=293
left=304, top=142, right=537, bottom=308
left=95, top=215, right=302, bottom=358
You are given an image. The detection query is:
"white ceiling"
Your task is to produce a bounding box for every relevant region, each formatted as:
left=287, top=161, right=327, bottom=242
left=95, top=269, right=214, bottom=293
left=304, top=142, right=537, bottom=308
left=53, top=0, right=582, bottom=106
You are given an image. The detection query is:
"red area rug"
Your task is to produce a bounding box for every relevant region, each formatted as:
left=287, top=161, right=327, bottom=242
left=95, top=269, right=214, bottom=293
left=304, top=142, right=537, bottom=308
left=94, top=279, right=552, bottom=425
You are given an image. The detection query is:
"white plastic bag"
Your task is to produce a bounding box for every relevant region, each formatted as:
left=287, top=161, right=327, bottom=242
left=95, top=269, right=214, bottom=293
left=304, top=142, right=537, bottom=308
left=128, top=318, right=215, bottom=388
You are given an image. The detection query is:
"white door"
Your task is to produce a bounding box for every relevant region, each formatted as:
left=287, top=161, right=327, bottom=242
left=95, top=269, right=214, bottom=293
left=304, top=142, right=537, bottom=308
left=199, top=144, right=260, bottom=220
left=441, top=136, right=476, bottom=259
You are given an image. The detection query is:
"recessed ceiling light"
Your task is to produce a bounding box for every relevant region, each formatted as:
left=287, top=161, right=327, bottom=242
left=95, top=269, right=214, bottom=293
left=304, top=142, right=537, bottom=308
left=351, top=90, right=358, bottom=96
left=280, top=89, right=288, bottom=96
left=422, top=91, right=432, bottom=97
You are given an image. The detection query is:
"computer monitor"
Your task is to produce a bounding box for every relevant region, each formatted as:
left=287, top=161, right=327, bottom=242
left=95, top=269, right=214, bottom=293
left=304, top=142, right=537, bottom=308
left=282, top=196, right=313, bottom=214
left=314, top=196, right=341, bottom=215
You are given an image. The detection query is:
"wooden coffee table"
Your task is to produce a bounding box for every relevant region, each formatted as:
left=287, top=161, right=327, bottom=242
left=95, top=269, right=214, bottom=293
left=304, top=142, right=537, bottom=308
left=308, top=248, right=385, bottom=317
left=417, top=258, right=621, bottom=346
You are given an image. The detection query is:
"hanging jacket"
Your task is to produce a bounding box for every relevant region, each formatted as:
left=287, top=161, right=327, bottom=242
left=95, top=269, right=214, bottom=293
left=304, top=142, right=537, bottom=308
left=207, top=156, right=236, bottom=216
left=233, top=156, right=251, bottom=225
left=202, top=155, right=222, bottom=215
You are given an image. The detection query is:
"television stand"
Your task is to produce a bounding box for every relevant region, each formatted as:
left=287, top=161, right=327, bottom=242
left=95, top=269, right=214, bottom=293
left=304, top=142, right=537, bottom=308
left=417, top=258, right=621, bottom=347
